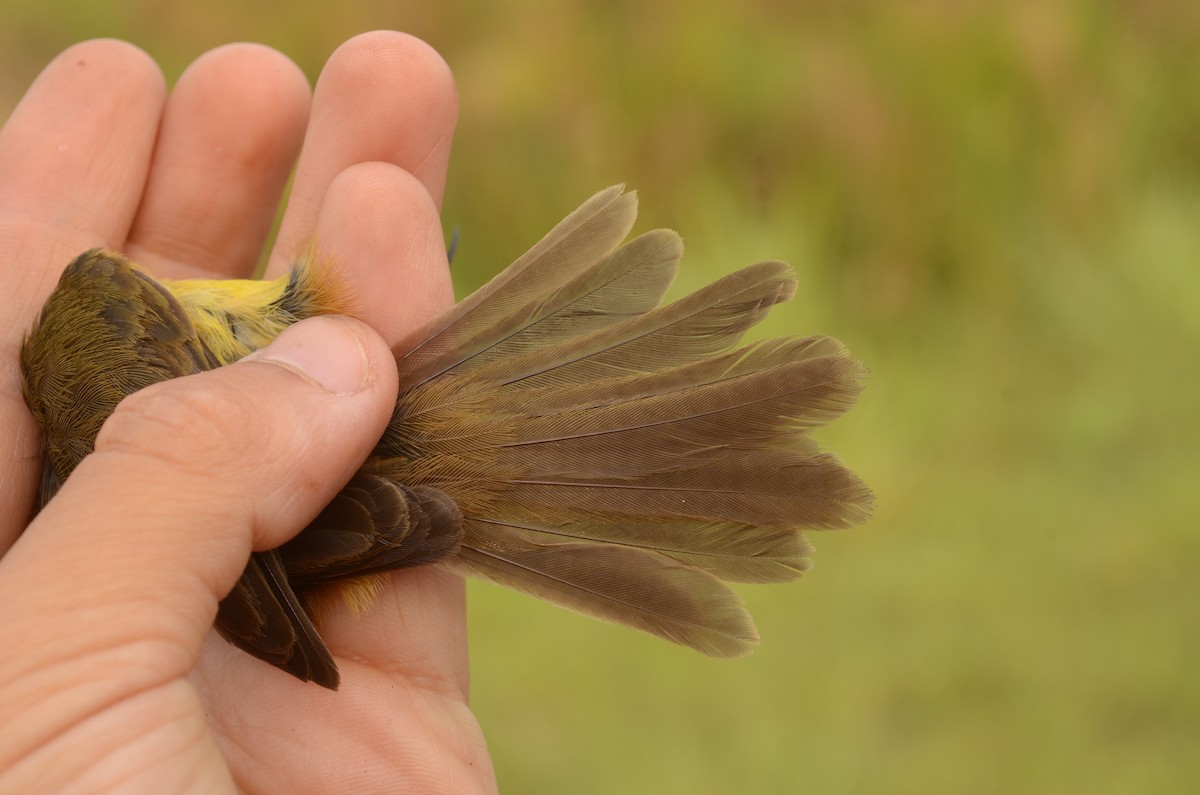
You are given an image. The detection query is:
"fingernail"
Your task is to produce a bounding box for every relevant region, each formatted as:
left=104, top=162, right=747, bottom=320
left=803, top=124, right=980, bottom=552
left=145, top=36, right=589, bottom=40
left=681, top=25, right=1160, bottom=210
left=245, top=317, right=371, bottom=395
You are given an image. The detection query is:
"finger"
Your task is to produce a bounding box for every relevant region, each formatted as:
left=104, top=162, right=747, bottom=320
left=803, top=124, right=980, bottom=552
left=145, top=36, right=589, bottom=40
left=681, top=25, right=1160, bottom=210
left=314, top=162, right=455, bottom=343
left=125, top=44, right=311, bottom=280
left=0, top=316, right=398, bottom=758
left=268, top=30, right=457, bottom=275
left=0, top=39, right=164, bottom=274
left=304, top=161, right=464, bottom=693
left=0, top=39, right=164, bottom=548
left=316, top=567, right=470, bottom=699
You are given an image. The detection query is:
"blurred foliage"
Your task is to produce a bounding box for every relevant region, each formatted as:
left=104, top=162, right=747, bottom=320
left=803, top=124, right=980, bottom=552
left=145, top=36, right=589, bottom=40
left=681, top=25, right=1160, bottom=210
left=3, top=1, right=1198, bottom=793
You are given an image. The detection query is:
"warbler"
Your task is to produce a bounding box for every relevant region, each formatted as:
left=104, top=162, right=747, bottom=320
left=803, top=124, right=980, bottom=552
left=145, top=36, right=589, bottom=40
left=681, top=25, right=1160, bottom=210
left=20, top=186, right=873, bottom=688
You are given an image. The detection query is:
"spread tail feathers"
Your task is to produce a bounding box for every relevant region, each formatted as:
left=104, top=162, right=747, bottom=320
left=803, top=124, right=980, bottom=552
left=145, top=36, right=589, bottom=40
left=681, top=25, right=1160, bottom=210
left=374, top=186, right=874, bottom=656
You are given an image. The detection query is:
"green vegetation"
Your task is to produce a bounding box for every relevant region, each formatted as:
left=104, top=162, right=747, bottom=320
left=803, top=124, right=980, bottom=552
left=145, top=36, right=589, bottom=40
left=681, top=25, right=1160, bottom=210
left=3, top=2, right=1197, bottom=791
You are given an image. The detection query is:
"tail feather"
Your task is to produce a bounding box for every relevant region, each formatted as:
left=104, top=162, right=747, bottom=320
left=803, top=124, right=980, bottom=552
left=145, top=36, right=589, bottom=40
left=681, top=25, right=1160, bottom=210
left=449, top=543, right=761, bottom=657
left=496, top=334, right=851, bottom=416
left=457, top=229, right=682, bottom=369
left=396, top=185, right=641, bottom=385
left=502, top=343, right=866, bottom=464
left=499, top=449, right=871, bottom=530
left=464, top=513, right=812, bottom=583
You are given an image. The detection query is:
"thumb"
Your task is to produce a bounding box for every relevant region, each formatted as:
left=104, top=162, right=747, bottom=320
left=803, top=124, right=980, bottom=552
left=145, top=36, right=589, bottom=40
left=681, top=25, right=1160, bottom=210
left=0, top=315, right=398, bottom=723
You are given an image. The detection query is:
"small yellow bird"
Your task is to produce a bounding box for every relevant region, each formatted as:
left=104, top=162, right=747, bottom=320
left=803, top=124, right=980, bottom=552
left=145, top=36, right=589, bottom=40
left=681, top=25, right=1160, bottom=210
left=20, top=186, right=873, bottom=688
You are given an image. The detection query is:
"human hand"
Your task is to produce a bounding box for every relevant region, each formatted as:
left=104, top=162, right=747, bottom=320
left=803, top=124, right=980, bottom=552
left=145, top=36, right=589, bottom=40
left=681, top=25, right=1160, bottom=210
left=0, top=34, right=495, bottom=794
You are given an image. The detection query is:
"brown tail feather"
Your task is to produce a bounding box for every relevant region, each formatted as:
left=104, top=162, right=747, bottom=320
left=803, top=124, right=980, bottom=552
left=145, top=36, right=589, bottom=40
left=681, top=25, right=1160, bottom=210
left=449, top=542, right=761, bottom=658
left=395, top=185, right=641, bottom=385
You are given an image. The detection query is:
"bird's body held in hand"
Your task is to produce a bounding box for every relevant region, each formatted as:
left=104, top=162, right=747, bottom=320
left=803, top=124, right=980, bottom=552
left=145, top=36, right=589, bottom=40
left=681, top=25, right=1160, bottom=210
left=19, top=186, right=873, bottom=689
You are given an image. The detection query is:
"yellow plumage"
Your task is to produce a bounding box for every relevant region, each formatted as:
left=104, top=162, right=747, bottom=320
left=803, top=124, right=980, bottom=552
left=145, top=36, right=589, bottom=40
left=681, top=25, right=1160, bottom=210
left=162, top=249, right=351, bottom=364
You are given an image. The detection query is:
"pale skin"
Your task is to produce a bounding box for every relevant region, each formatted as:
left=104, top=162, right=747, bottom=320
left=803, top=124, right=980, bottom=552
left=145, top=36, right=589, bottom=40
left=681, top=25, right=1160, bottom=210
left=0, top=34, right=497, bottom=794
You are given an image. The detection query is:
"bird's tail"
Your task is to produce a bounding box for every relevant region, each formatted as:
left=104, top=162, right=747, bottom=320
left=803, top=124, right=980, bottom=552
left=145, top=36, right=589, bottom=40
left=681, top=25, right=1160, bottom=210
left=370, top=186, right=873, bottom=656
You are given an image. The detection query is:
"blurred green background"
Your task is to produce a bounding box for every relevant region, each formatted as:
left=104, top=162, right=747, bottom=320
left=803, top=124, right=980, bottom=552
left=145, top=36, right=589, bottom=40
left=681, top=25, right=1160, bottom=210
left=3, top=1, right=1197, bottom=792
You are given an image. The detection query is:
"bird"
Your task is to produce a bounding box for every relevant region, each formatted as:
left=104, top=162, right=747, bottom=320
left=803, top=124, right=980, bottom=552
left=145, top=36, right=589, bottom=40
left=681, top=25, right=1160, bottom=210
left=19, top=186, right=873, bottom=689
